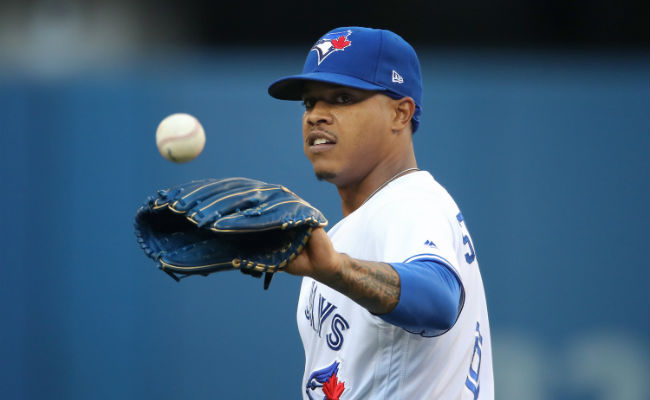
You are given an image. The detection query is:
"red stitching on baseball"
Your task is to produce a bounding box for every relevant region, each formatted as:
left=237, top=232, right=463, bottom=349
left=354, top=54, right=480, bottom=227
left=157, top=117, right=201, bottom=148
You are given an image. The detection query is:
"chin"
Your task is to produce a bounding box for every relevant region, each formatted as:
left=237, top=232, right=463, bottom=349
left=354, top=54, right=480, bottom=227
left=315, top=171, right=337, bottom=181
left=310, top=160, right=338, bottom=182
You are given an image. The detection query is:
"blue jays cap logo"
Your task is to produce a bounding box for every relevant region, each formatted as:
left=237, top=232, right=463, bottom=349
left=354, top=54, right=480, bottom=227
left=311, top=30, right=352, bottom=65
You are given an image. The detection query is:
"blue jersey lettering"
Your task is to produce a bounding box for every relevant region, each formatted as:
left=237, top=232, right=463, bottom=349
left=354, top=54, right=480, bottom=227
left=326, top=314, right=350, bottom=351
left=304, top=282, right=350, bottom=351
left=465, top=322, right=483, bottom=399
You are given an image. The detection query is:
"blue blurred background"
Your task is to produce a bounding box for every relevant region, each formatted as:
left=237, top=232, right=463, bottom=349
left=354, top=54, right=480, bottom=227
left=0, top=1, right=648, bottom=399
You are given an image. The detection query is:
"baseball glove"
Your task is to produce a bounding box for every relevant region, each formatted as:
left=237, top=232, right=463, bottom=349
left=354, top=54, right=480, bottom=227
left=134, top=177, right=327, bottom=289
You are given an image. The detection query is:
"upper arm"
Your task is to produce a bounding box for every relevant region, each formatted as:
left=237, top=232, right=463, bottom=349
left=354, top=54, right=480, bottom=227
left=379, top=259, right=464, bottom=336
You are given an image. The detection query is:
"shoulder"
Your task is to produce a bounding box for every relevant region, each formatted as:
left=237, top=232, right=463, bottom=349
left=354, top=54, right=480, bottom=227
left=366, top=171, right=457, bottom=224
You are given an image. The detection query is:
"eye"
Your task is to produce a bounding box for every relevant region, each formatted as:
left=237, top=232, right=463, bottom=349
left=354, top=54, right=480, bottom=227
left=302, top=98, right=315, bottom=110
left=334, top=93, right=352, bottom=105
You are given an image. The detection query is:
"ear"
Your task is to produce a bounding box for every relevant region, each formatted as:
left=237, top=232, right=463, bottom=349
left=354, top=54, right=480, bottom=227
left=391, top=97, right=416, bottom=132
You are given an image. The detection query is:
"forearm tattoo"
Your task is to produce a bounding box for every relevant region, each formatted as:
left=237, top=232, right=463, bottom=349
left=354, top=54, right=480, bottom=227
left=326, top=255, right=401, bottom=315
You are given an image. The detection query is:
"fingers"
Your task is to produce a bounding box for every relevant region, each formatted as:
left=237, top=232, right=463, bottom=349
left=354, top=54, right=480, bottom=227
left=286, top=227, right=340, bottom=279
left=285, top=248, right=309, bottom=276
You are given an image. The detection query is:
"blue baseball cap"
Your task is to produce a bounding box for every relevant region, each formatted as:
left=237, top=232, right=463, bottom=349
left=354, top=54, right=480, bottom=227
left=268, top=26, right=423, bottom=131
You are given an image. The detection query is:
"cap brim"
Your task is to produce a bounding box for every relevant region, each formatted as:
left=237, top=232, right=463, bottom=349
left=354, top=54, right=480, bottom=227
left=268, top=72, right=387, bottom=100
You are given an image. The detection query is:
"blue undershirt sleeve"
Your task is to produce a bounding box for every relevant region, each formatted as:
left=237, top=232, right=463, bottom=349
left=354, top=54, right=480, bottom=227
left=379, top=259, right=465, bottom=337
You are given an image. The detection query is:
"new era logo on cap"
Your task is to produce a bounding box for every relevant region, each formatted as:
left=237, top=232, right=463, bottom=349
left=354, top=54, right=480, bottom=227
left=392, top=70, right=404, bottom=84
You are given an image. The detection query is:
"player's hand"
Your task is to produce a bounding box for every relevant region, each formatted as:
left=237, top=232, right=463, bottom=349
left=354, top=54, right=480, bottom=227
left=285, top=227, right=343, bottom=282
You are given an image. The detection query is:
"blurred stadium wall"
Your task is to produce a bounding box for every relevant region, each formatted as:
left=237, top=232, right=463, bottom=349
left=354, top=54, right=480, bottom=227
left=0, top=1, right=648, bottom=399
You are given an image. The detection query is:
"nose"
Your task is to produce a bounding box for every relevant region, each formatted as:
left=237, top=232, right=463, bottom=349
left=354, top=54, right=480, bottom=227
left=305, top=101, right=333, bottom=126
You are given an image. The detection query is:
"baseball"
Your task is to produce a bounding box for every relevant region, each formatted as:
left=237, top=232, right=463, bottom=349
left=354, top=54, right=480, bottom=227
left=155, top=113, right=206, bottom=163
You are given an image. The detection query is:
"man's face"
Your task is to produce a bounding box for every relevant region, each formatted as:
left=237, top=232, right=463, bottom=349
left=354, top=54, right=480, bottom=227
left=301, top=82, right=396, bottom=186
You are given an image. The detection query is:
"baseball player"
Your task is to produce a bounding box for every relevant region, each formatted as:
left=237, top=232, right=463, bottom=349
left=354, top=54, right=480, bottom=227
left=268, top=27, right=493, bottom=399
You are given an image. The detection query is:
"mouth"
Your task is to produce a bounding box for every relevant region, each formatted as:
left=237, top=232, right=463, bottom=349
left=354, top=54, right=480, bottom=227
left=306, top=130, right=337, bottom=152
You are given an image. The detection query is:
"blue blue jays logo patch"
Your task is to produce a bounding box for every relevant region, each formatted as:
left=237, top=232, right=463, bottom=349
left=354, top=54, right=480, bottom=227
left=311, top=30, right=353, bottom=65
left=306, top=361, right=346, bottom=400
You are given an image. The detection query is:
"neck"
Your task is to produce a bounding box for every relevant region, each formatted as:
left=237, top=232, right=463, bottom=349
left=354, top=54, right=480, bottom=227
left=336, top=153, right=418, bottom=217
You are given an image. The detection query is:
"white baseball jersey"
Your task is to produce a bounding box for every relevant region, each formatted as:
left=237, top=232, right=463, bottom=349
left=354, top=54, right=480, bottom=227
left=297, top=171, right=493, bottom=399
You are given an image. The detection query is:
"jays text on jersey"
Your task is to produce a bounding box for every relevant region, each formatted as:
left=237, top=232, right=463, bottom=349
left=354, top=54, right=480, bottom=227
left=297, top=171, right=494, bottom=400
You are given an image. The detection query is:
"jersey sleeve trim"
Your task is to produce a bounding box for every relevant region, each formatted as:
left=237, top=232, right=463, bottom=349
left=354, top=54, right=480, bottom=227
left=403, top=253, right=460, bottom=277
